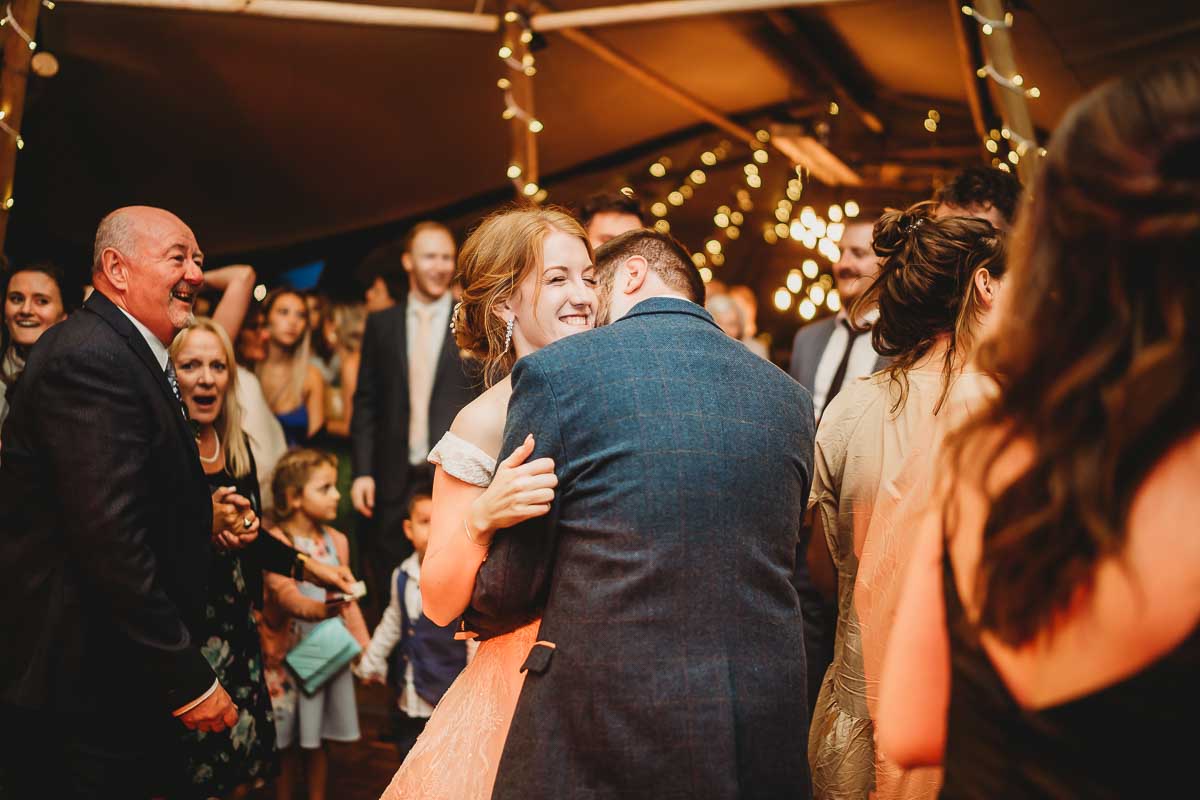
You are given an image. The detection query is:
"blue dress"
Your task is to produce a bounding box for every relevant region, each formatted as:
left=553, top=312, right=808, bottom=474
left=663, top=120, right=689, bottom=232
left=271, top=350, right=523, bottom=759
left=275, top=405, right=309, bottom=447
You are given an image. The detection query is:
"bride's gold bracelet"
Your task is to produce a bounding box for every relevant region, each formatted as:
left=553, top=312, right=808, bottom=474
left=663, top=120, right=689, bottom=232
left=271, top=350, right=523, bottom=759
left=463, top=518, right=490, bottom=550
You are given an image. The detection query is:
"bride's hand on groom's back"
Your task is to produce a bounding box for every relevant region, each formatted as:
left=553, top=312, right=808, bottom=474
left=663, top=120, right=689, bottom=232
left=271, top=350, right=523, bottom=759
left=468, top=434, right=557, bottom=541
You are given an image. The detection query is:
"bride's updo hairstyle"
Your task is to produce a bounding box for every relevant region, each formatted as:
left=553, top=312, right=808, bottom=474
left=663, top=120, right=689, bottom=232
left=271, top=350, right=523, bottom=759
left=452, top=205, right=592, bottom=387
left=854, top=199, right=1006, bottom=412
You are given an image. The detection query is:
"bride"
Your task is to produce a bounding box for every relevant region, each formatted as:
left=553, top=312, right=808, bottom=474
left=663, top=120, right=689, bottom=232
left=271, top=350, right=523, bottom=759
left=379, top=206, right=598, bottom=800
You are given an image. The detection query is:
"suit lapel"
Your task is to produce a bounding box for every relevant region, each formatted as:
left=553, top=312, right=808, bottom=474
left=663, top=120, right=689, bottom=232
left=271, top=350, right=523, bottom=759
left=85, top=293, right=200, bottom=454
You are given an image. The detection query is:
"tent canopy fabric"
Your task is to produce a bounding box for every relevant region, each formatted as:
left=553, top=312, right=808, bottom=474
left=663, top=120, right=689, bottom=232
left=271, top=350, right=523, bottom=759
left=5, top=0, right=1196, bottom=284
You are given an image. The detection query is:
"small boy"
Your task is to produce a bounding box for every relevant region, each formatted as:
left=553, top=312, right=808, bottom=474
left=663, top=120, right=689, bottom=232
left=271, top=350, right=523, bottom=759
left=356, top=481, right=470, bottom=756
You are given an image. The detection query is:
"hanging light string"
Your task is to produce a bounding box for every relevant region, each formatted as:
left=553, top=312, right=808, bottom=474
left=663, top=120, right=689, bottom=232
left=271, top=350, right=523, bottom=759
left=1001, top=127, right=1047, bottom=158
left=960, top=4, right=1012, bottom=35
left=0, top=112, right=24, bottom=151
left=498, top=9, right=542, bottom=195
left=975, top=63, right=1040, bottom=99
left=1, top=3, right=37, bottom=50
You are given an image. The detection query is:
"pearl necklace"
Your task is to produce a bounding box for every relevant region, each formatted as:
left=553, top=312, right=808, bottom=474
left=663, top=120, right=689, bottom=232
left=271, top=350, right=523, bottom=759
left=198, top=428, right=222, bottom=464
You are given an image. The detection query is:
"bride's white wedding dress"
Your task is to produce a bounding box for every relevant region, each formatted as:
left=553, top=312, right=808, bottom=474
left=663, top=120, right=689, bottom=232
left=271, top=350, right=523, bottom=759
left=379, top=431, right=540, bottom=800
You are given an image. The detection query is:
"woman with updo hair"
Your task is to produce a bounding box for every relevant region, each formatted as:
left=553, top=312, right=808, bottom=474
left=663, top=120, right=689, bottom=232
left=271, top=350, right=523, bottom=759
left=806, top=201, right=1006, bottom=799
left=879, top=59, right=1200, bottom=798
left=377, top=206, right=598, bottom=800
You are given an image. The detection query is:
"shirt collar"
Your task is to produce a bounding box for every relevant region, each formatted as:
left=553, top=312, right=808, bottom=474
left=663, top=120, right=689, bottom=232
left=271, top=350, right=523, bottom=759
left=116, top=306, right=170, bottom=370
left=837, top=306, right=879, bottom=327
left=408, top=293, right=452, bottom=316
left=400, top=552, right=422, bottom=579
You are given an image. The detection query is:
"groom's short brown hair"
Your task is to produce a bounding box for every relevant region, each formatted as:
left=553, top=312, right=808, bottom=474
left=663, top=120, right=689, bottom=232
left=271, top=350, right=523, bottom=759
left=594, top=229, right=705, bottom=303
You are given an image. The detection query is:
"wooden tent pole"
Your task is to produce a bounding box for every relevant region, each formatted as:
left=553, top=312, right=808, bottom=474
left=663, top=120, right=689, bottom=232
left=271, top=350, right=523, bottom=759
left=0, top=0, right=42, bottom=253
left=60, top=0, right=501, bottom=32
left=532, top=0, right=856, bottom=32
left=972, top=0, right=1040, bottom=184
left=502, top=5, right=539, bottom=200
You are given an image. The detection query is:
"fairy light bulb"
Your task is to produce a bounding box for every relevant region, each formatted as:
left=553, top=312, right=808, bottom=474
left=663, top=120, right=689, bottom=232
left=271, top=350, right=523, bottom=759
left=506, top=163, right=523, bottom=179
left=498, top=44, right=513, bottom=59
left=799, top=299, right=817, bottom=320
left=649, top=162, right=667, bottom=178
left=528, top=119, right=544, bottom=133
left=802, top=259, right=819, bottom=279
left=786, top=271, right=803, bottom=294
left=774, top=289, right=792, bottom=312
left=844, top=200, right=860, bottom=218
left=523, top=182, right=539, bottom=197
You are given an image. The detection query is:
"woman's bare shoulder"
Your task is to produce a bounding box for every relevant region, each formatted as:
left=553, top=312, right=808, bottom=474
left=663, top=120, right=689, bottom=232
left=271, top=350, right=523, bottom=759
left=449, top=378, right=511, bottom=458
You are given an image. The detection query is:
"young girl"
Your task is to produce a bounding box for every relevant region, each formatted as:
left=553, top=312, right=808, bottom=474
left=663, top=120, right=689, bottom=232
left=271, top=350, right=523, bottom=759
left=261, top=449, right=370, bottom=800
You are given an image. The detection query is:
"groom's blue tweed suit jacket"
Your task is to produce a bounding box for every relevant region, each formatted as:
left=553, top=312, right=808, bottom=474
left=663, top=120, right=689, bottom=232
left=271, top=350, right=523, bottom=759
left=467, top=296, right=815, bottom=800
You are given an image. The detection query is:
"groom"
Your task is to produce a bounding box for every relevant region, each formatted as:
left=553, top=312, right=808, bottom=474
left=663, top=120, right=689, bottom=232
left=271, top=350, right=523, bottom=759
left=466, top=229, right=815, bottom=798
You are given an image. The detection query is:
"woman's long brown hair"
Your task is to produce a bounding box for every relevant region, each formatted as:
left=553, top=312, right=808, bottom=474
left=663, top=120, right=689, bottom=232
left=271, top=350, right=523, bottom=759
left=946, top=58, right=1200, bottom=646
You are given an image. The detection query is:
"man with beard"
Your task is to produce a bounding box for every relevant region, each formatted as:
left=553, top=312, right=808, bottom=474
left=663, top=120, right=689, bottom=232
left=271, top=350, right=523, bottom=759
left=351, top=222, right=478, bottom=604
left=0, top=207, right=238, bottom=797
left=788, top=212, right=887, bottom=718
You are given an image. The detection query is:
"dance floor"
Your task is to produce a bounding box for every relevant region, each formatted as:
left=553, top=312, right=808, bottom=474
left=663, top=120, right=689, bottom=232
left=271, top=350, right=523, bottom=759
left=251, top=681, right=404, bottom=799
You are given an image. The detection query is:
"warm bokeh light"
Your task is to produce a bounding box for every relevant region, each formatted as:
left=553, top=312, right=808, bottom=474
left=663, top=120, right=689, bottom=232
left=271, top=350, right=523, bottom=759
left=774, top=288, right=792, bottom=312
left=802, top=259, right=819, bottom=279
left=786, top=271, right=803, bottom=294
left=799, top=299, right=817, bottom=320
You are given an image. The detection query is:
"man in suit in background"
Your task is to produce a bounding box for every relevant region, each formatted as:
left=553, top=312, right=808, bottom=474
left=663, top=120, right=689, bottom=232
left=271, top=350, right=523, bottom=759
left=469, top=229, right=814, bottom=799
left=789, top=215, right=888, bottom=421
left=351, top=221, right=478, bottom=606
left=0, top=207, right=238, bottom=797
left=788, top=212, right=886, bottom=716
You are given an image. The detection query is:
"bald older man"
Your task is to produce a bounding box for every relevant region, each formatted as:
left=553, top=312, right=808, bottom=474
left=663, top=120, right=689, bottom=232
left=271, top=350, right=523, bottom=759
left=0, top=207, right=241, bottom=797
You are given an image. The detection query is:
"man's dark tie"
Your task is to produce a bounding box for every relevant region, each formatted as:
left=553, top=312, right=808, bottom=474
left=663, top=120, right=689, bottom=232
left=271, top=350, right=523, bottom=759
left=826, top=320, right=868, bottom=406
left=165, top=359, right=182, bottom=403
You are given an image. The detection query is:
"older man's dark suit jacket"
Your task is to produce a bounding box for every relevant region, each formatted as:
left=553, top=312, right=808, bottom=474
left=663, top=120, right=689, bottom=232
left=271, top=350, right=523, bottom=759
left=0, top=293, right=216, bottom=781
left=351, top=301, right=477, bottom=567
left=467, top=297, right=814, bottom=800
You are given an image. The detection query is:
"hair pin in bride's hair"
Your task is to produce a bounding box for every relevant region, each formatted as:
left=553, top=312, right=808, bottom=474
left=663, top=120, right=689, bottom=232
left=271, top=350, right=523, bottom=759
left=449, top=301, right=463, bottom=334
left=905, top=217, right=926, bottom=234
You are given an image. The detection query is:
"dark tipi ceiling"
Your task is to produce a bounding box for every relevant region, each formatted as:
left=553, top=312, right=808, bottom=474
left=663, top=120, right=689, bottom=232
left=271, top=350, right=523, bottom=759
left=3, top=0, right=1196, bottom=330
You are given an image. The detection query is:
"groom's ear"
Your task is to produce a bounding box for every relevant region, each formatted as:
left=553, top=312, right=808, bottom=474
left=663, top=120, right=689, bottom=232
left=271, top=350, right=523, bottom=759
left=622, top=255, right=650, bottom=295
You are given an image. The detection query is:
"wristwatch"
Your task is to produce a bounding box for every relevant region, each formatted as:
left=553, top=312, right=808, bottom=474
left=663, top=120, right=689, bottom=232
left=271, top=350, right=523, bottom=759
left=292, top=551, right=309, bottom=581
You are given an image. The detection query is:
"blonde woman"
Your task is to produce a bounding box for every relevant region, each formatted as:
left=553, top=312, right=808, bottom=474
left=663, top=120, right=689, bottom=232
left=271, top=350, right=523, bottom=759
left=257, top=288, right=326, bottom=444
left=378, top=207, right=598, bottom=800
left=171, top=317, right=358, bottom=798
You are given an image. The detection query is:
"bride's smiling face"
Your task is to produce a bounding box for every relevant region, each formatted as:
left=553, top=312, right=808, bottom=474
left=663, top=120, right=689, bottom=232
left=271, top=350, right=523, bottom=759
left=505, top=229, right=597, bottom=357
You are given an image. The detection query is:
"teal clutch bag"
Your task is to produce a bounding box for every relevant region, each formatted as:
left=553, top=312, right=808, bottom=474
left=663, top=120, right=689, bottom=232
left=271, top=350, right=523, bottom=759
left=285, top=618, right=362, bottom=696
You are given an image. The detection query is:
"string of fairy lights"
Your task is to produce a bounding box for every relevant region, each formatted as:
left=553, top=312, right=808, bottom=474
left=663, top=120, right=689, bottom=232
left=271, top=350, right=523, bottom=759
left=1, top=0, right=56, bottom=211
left=496, top=9, right=545, bottom=200
left=960, top=3, right=1045, bottom=173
